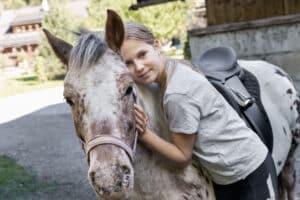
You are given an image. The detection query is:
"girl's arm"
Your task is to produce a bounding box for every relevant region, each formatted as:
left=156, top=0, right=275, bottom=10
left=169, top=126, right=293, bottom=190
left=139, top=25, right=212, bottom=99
left=134, top=104, right=195, bottom=167
left=140, top=129, right=195, bottom=166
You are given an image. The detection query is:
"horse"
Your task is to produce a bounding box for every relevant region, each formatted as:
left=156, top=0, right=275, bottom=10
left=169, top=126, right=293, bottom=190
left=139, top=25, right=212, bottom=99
left=43, top=10, right=299, bottom=200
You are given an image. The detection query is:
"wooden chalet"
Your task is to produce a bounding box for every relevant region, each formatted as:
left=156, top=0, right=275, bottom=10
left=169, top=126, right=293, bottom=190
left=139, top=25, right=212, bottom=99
left=0, top=2, right=46, bottom=66
left=0, top=0, right=88, bottom=67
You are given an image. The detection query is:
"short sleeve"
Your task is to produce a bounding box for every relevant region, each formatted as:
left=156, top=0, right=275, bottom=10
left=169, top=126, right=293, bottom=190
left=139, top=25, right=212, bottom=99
left=164, top=93, right=201, bottom=134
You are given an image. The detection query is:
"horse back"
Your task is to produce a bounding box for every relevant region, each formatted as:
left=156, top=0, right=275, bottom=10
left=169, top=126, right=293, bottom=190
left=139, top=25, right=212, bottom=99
left=239, top=60, right=300, bottom=174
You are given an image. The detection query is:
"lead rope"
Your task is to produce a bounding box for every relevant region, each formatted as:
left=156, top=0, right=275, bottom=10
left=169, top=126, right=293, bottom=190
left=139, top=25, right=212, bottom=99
left=131, top=86, right=139, bottom=162
left=132, top=129, right=138, bottom=161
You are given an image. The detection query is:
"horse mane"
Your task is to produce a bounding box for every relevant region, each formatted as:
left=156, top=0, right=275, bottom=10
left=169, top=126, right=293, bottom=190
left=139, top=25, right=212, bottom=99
left=69, top=31, right=107, bottom=69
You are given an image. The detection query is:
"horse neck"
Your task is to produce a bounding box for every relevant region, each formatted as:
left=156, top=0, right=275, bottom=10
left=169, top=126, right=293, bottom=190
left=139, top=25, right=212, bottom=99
left=134, top=83, right=170, bottom=163
left=135, top=83, right=169, bottom=138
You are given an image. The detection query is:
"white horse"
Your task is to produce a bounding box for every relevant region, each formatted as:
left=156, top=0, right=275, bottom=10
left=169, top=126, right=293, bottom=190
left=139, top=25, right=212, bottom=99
left=44, top=10, right=299, bottom=200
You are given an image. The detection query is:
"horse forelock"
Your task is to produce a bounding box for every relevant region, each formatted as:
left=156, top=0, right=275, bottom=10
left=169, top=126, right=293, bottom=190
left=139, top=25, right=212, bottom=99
left=69, top=32, right=107, bottom=69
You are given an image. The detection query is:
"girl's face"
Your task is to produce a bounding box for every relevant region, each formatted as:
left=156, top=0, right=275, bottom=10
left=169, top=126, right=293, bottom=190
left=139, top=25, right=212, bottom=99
left=120, top=39, right=164, bottom=84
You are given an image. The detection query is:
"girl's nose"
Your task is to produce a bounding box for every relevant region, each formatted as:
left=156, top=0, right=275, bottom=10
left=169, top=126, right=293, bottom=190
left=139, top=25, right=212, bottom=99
left=135, top=60, right=144, bottom=72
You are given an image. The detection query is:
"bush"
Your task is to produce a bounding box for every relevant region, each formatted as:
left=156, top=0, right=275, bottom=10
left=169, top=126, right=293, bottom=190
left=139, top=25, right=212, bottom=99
left=87, top=0, right=190, bottom=42
left=34, top=0, right=82, bottom=80
left=33, top=56, right=48, bottom=82
left=0, top=54, right=10, bottom=68
left=183, top=36, right=191, bottom=60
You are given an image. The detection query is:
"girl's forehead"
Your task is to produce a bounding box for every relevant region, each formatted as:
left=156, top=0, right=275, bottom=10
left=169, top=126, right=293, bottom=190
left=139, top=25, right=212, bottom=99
left=121, top=39, right=152, bottom=59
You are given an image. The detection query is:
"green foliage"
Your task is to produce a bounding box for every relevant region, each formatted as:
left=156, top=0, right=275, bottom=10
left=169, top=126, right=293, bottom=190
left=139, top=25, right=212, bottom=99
left=26, top=0, right=42, bottom=6
left=35, top=0, right=82, bottom=80
left=2, top=0, right=42, bottom=9
left=34, top=56, right=48, bottom=81
left=126, top=2, right=189, bottom=41
left=183, top=36, right=191, bottom=60
left=0, top=156, right=56, bottom=199
left=87, top=0, right=190, bottom=42
left=2, top=0, right=26, bottom=9
left=42, top=0, right=78, bottom=45
left=0, top=76, right=62, bottom=97
left=0, top=54, right=10, bottom=68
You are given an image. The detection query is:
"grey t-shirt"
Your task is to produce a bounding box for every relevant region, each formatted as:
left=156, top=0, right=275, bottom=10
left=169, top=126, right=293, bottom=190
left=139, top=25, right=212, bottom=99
left=163, top=61, right=268, bottom=185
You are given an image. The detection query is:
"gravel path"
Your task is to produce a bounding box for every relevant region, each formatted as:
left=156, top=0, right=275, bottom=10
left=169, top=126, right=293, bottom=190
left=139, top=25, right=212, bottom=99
left=0, top=87, right=97, bottom=200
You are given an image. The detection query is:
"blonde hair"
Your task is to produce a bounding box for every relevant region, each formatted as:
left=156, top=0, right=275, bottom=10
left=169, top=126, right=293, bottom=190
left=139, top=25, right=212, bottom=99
left=124, top=21, right=155, bottom=45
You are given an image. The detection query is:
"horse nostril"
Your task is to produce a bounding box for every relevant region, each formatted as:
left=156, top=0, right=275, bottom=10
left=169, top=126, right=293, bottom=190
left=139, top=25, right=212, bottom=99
left=98, top=186, right=110, bottom=196
left=89, top=171, right=96, bottom=184
left=121, top=165, right=130, bottom=175
left=98, top=188, right=104, bottom=196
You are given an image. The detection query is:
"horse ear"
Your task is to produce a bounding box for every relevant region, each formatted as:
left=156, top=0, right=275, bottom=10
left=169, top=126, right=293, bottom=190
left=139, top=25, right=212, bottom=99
left=105, top=9, right=125, bottom=53
left=42, top=29, right=73, bottom=67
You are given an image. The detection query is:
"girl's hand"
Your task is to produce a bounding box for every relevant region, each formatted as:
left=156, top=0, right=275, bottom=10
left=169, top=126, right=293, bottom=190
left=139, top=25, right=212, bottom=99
left=134, top=104, right=148, bottom=136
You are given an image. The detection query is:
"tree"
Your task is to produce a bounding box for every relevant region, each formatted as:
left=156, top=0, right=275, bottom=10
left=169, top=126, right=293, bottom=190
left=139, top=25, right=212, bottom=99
left=35, top=0, right=83, bottom=80
left=2, top=0, right=42, bottom=9
left=86, top=0, right=190, bottom=42
left=26, top=0, right=42, bottom=6
left=2, top=0, right=26, bottom=9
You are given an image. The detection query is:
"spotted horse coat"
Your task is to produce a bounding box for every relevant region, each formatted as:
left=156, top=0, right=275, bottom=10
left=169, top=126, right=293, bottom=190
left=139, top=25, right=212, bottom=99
left=239, top=60, right=300, bottom=200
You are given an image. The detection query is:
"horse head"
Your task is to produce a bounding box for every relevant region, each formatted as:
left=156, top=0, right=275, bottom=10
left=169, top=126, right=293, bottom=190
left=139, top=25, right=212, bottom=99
left=44, top=10, right=137, bottom=200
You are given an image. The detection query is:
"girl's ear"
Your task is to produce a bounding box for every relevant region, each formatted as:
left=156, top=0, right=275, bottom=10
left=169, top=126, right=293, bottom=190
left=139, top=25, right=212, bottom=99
left=153, top=39, right=162, bottom=55
left=105, top=9, right=125, bottom=53
left=153, top=39, right=161, bottom=49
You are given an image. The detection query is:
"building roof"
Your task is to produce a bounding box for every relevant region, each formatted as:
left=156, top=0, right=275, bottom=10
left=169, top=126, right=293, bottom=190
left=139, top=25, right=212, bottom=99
left=0, top=32, right=40, bottom=50
left=0, top=0, right=88, bottom=31
left=10, top=7, right=44, bottom=26
left=129, top=0, right=183, bottom=10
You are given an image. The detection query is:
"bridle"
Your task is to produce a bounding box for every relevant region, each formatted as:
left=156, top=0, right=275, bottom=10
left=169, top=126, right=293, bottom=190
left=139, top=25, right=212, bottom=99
left=79, top=87, right=139, bottom=164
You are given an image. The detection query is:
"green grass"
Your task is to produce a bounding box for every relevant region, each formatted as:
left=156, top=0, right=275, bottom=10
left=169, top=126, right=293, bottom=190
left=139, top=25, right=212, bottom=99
left=0, top=75, right=63, bottom=97
left=0, top=156, right=57, bottom=199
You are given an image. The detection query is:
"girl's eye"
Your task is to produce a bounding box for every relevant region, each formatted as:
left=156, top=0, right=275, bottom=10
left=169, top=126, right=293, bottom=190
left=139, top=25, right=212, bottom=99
left=125, top=60, right=133, bottom=66
left=65, top=97, right=74, bottom=106
left=137, top=51, right=146, bottom=58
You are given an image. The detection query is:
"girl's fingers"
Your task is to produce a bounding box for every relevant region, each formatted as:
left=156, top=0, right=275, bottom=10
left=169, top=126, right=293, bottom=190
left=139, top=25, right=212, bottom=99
left=135, top=112, right=147, bottom=127
left=134, top=103, right=142, bottom=111
left=134, top=108, right=143, bottom=116
left=134, top=109, right=146, bottom=121
left=134, top=104, right=147, bottom=116
left=135, top=116, right=146, bottom=134
left=133, top=104, right=148, bottom=134
left=136, top=123, right=145, bottom=134
left=135, top=116, right=144, bottom=126
left=136, top=125, right=143, bottom=133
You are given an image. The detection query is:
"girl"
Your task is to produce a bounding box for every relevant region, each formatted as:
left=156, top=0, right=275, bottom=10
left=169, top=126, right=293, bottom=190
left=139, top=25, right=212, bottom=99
left=120, top=21, right=278, bottom=200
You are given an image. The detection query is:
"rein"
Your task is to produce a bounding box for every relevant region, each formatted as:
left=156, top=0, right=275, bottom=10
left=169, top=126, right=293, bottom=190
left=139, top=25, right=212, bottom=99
left=79, top=87, right=139, bottom=165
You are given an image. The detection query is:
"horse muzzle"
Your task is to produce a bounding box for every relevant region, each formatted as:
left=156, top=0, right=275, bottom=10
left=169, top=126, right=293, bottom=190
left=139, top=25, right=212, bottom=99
left=88, top=146, right=134, bottom=200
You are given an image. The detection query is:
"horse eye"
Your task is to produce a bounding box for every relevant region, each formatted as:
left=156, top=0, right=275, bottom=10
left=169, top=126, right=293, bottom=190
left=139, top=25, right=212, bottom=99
left=65, top=97, right=74, bottom=106
left=125, top=86, right=133, bottom=96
